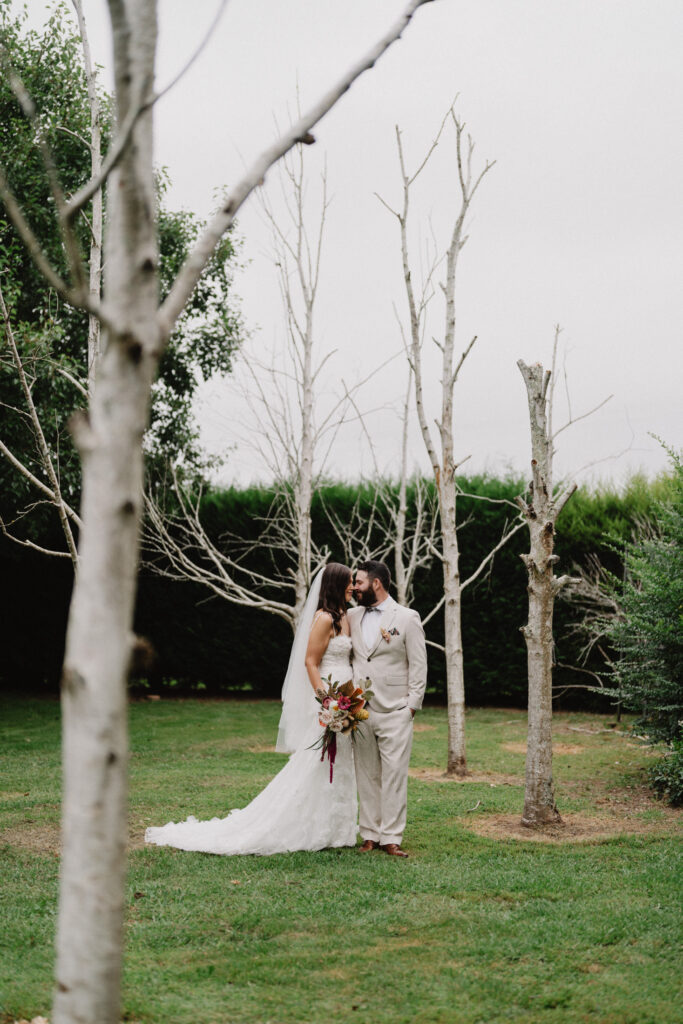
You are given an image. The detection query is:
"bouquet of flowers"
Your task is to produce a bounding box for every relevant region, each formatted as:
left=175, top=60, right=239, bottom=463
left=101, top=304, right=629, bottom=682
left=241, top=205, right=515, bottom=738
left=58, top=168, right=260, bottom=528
left=313, top=677, right=373, bottom=783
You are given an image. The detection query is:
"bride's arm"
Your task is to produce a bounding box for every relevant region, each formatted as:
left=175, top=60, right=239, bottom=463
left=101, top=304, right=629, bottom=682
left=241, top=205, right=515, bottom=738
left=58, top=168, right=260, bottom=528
left=305, top=612, right=333, bottom=694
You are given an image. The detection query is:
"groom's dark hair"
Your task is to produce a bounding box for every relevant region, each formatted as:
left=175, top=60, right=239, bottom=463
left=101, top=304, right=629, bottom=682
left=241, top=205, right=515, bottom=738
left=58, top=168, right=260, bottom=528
left=357, top=559, right=391, bottom=593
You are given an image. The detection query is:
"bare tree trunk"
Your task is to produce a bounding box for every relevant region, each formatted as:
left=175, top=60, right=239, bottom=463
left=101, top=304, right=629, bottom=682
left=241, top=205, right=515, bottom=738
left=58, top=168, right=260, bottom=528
left=53, top=4, right=158, bottom=1019
left=277, top=148, right=318, bottom=624
left=380, top=105, right=495, bottom=776
left=516, top=358, right=576, bottom=826
left=393, top=371, right=411, bottom=606
left=295, top=304, right=313, bottom=620
left=72, top=0, right=103, bottom=388
left=520, top=500, right=560, bottom=824
left=440, top=469, right=467, bottom=773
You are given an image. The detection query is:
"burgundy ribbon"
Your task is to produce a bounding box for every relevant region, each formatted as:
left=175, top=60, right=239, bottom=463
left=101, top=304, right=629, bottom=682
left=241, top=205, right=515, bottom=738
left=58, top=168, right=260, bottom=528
left=321, top=733, right=337, bottom=783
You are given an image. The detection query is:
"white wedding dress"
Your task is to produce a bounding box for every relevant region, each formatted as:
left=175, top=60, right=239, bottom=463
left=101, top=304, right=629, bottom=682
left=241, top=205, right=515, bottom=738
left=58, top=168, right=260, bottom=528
left=144, top=634, right=358, bottom=855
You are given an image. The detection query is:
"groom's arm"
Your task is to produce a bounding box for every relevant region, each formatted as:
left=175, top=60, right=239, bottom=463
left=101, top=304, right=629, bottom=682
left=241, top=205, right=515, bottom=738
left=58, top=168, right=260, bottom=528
left=405, top=610, right=428, bottom=712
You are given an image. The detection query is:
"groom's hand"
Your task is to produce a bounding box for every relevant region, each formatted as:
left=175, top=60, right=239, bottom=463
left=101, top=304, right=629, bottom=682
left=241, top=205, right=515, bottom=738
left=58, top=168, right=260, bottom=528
left=410, top=709, right=416, bottom=718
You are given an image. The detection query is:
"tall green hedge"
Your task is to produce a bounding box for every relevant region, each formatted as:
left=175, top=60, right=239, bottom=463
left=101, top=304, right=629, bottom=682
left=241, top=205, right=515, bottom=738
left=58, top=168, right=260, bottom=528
left=0, top=474, right=671, bottom=708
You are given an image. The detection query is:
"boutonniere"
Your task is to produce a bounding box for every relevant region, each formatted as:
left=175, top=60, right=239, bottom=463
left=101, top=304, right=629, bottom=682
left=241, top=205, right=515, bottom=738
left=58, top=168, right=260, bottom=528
left=380, top=627, right=400, bottom=643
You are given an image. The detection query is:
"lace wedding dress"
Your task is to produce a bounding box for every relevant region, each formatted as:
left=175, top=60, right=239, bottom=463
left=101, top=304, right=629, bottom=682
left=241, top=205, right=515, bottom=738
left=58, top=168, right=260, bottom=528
left=144, top=634, right=358, bottom=855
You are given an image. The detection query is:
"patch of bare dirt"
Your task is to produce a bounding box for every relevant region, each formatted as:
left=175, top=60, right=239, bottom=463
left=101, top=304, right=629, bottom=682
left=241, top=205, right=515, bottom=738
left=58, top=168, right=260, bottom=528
left=462, top=805, right=682, bottom=844
left=502, top=741, right=584, bottom=756
left=412, top=722, right=436, bottom=733
left=588, top=780, right=683, bottom=821
left=409, top=767, right=523, bottom=786
left=578, top=962, right=605, bottom=974
left=1, top=824, right=149, bottom=856
left=0, top=824, right=61, bottom=856
left=501, top=741, right=528, bottom=755
left=6, top=1018, right=142, bottom=1024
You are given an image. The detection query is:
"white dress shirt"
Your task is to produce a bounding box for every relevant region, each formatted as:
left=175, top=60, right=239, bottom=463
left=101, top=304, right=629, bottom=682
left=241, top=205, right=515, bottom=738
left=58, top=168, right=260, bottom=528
left=361, top=597, right=390, bottom=650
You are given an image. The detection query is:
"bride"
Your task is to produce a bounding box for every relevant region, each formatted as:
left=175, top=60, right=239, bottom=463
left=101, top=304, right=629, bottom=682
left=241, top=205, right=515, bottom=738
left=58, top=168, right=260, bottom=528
left=145, top=563, right=359, bottom=855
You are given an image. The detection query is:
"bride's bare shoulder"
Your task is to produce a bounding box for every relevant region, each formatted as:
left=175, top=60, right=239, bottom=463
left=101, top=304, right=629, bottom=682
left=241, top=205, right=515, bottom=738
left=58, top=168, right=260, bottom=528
left=311, top=609, right=333, bottom=630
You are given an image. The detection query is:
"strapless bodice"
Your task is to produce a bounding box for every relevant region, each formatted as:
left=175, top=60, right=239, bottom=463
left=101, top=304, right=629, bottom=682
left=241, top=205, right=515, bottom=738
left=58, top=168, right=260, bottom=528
left=319, top=634, right=353, bottom=683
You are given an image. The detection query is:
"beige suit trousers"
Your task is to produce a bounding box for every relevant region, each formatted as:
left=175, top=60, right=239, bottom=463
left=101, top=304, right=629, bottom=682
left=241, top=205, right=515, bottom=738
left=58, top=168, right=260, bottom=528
left=354, top=705, right=414, bottom=846
left=349, top=598, right=426, bottom=846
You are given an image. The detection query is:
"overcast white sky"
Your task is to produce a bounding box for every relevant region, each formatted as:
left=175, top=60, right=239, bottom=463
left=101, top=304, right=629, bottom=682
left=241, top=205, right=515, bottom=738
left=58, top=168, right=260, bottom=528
left=29, top=1, right=683, bottom=488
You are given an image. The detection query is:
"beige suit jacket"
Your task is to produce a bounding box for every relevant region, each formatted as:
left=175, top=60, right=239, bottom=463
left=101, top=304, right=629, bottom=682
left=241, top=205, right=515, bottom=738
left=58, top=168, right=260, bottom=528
left=349, top=597, right=427, bottom=713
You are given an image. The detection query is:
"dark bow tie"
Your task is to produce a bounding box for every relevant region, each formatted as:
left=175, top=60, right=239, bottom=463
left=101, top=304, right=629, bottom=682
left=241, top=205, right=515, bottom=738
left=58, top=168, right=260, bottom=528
left=364, top=606, right=382, bottom=613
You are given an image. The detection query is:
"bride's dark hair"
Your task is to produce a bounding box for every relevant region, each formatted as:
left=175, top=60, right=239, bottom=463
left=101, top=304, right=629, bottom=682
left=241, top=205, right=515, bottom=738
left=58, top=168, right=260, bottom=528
left=317, top=562, right=352, bottom=635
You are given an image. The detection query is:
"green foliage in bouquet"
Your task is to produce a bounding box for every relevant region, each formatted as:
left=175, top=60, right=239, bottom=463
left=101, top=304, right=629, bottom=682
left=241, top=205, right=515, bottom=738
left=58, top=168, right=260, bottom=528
left=310, top=676, right=374, bottom=782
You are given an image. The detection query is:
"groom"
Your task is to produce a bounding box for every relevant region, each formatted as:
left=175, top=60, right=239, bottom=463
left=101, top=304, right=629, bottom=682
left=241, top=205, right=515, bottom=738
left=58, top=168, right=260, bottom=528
left=349, top=560, right=427, bottom=857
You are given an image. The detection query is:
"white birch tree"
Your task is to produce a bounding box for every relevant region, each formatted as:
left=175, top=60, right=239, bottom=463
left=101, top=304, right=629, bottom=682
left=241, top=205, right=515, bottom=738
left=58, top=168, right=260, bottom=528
left=71, top=0, right=103, bottom=386
left=379, top=103, right=523, bottom=775
left=0, top=3, right=433, bottom=1020
left=145, top=149, right=383, bottom=630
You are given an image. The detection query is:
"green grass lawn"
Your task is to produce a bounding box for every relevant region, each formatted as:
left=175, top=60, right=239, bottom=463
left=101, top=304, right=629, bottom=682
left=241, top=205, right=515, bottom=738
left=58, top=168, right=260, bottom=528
left=1, top=698, right=681, bottom=1024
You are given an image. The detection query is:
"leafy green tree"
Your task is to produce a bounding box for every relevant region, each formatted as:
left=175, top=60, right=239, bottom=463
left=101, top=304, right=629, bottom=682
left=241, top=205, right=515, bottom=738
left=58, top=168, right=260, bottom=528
left=0, top=2, right=242, bottom=551
left=0, top=1, right=99, bottom=531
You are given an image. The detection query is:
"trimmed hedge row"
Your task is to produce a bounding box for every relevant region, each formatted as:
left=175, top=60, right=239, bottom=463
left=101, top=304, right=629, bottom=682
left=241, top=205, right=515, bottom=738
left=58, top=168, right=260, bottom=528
left=1, top=473, right=670, bottom=708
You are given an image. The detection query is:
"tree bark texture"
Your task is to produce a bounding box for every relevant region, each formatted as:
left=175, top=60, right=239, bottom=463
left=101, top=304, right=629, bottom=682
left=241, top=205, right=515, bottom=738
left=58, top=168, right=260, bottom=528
left=516, top=360, right=572, bottom=826
left=389, top=112, right=494, bottom=776
left=53, top=3, right=159, bottom=1020
left=439, top=469, right=467, bottom=774
left=71, top=0, right=103, bottom=387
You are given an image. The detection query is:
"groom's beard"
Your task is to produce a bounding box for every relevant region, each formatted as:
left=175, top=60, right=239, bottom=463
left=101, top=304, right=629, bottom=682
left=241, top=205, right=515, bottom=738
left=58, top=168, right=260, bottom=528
left=356, top=590, right=377, bottom=608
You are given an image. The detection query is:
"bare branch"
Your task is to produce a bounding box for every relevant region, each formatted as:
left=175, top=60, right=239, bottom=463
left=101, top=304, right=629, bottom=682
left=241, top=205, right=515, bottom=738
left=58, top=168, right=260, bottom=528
left=159, top=0, right=433, bottom=339
left=373, top=191, right=401, bottom=219
left=407, top=100, right=454, bottom=185
left=460, top=518, right=525, bottom=592
left=53, top=365, right=89, bottom=399
left=421, top=592, right=444, bottom=628
left=552, top=394, right=613, bottom=441
left=451, top=335, right=477, bottom=387
left=0, top=517, right=73, bottom=558
left=0, top=168, right=71, bottom=298
left=0, top=281, right=82, bottom=563
left=0, top=439, right=57, bottom=503
left=152, top=0, right=231, bottom=105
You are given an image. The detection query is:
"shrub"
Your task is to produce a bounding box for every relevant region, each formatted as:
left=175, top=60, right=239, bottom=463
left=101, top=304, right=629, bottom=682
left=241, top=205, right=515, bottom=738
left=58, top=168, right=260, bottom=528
left=605, top=446, right=683, bottom=745
left=648, top=740, right=683, bottom=807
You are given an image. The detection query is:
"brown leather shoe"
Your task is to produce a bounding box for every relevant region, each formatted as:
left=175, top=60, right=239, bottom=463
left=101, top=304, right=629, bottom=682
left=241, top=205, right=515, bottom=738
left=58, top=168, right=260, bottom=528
left=359, top=839, right=379, bottom=852
left=380, top=843, right=408, bottom=858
